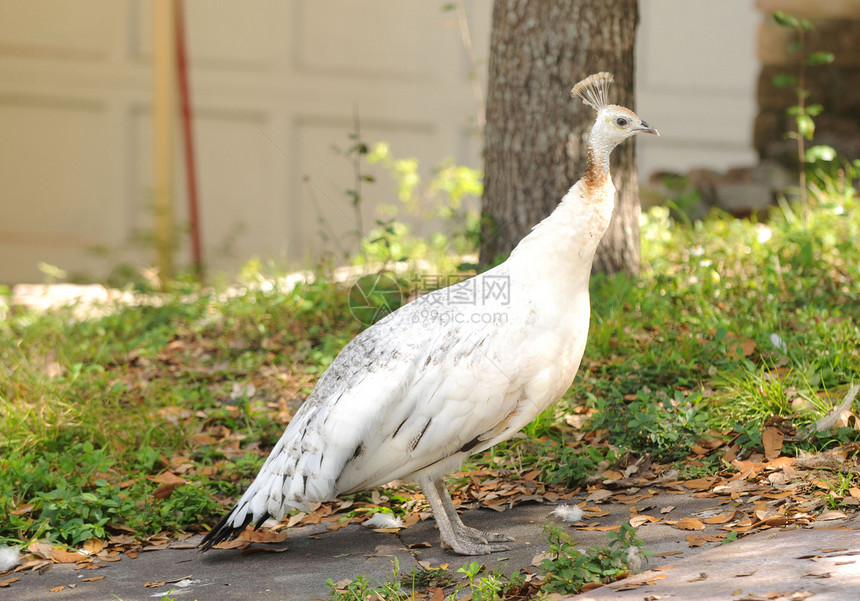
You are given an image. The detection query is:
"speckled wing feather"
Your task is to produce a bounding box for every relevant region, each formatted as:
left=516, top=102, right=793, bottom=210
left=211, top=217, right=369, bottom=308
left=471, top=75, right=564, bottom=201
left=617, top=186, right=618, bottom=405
left=200, top=266, right=543, bottom=548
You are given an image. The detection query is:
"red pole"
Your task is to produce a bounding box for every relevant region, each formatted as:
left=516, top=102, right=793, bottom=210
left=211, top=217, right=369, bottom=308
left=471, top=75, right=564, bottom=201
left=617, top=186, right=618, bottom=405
left=175, top=0, right=203, bottom=279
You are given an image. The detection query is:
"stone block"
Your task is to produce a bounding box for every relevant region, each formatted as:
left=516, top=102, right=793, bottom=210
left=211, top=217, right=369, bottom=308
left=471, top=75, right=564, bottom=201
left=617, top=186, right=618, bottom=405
left=753, top=160, right=795, bottom=190
left=832, top=67, right=860, bottom=113
left=807, top=20, right=860, bottom=67
left=714, top=182, right=774, bottom=216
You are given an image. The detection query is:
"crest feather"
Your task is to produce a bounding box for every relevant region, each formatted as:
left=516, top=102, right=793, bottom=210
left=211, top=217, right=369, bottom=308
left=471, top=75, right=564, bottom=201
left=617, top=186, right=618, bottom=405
left=570, top=72, right=614, bottom=111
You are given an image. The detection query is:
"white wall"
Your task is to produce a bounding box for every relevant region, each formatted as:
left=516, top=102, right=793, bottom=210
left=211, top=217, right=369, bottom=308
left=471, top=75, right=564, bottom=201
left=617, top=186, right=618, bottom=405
left=0, top=0, right=759, bottom=284
left=636, top=0, right=760, bottom=176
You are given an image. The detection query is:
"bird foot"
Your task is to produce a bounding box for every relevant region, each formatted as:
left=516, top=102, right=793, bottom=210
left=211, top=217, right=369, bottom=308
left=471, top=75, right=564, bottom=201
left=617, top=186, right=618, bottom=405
left=441, top=526, right=514, bottom=555
left=454, top=524, right=514, bottom=545
left=440, top=534, right=511, bottom=556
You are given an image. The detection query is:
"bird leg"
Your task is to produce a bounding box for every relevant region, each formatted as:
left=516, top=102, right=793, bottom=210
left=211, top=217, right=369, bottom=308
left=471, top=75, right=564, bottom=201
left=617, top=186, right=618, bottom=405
left=420, top=478, right=512, bottom=555
left=433, top=480, right=514, bottom=545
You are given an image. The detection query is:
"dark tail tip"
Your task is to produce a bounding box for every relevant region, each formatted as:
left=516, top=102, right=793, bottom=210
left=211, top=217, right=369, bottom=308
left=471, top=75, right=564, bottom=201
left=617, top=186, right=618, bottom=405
left=198, top=510, right=255, bottom=552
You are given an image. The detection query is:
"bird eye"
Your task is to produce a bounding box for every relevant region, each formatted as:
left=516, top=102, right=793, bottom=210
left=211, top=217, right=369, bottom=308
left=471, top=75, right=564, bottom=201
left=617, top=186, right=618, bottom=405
left=615, top=117, right=628, bottom=127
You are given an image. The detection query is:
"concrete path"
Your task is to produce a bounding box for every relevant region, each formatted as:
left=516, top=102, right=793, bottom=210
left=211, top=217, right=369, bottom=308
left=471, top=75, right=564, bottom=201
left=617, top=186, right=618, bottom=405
left=6, top=496, right=858, bottom=601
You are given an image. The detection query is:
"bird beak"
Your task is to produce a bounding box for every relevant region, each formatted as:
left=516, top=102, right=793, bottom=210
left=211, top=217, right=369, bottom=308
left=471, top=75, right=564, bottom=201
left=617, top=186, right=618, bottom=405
left=638, top=121, right=659, bottom=136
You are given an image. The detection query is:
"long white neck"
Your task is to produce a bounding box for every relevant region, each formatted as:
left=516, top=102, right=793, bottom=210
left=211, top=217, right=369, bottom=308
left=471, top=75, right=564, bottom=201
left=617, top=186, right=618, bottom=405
left=506, top=124, right=617, bottom=288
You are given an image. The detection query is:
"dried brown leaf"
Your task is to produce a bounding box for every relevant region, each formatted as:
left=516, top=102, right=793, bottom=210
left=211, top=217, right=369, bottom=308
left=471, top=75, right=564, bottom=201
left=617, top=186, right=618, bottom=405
left=629, top=515, right=661, bottom=527
left=585, top=489, right=613, bottom=503
left=818, top=509, right=848, bottom=521
left=682, top=478, right=715, bottom=491
left=676, top=517, right=705, bottom=531
left=27, top=542, right=54, bottom=560
left=581, top=581, right=605, bottom=592
left=82, top=539, right=105, bottom=555
left=50, top=548, right=85, bottom=564
left=762, top=427, right=784, bottom=461
left=151, top=482, right=182, bottom=499
left=239, top=529, right=288, bottom=544
left=428, top=588, right=446, bottom=601
left=10, top=503, right=34, bottom=516
left=704, top=511, right=740, bottom=524
left=150, top=471, right=186, bottom=485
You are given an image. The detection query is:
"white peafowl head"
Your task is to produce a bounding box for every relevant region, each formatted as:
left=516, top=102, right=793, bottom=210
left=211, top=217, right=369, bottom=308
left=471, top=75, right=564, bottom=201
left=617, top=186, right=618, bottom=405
left=571, top=72, right=659, bottom=152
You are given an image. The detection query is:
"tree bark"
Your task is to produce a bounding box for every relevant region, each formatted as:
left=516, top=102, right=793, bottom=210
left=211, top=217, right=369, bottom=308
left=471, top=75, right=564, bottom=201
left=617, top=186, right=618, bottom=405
left=480, top=0, right=641, bottom=276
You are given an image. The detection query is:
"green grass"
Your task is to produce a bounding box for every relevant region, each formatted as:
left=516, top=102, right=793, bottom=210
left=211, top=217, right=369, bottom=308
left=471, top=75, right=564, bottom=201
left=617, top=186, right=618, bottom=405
left=0, top=188, right=858, bottom=549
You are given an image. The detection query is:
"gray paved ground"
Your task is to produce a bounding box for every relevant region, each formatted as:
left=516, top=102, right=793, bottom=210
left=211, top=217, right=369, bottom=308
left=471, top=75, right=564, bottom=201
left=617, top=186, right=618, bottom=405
left=6, top=495, right=859, bottom=601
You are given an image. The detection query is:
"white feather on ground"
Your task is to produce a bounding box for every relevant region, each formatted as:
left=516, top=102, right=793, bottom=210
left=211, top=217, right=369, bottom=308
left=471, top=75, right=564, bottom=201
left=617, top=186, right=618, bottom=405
left=0, top=547, right=19, bottom=572
left=550, top=504, right=585, bottom=523
left=362, top=513, right=404, bottom=529
left=626, top=545, right=646, bottom=574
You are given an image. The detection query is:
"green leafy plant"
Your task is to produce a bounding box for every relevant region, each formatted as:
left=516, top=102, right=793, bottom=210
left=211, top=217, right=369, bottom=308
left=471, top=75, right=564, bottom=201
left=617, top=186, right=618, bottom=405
left=534, top=441, right=618, bottom=489
left=457, top=561, right=525, bottom=601
left=587, top=390, right=708, bottom=462
left=540, top=523, right=648, bottom=595
left=354, top=142, right=482, bottom=269
left=326, top=558, right=407, bottom=601
left=401, top=565, right=457, bottom=589
left=770, top=10, right=835, bottom=219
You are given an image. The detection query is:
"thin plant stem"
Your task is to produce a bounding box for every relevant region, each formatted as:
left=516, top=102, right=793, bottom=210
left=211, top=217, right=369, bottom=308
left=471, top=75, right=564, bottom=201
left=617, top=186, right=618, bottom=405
left=455, top=2, right=485, bottom=131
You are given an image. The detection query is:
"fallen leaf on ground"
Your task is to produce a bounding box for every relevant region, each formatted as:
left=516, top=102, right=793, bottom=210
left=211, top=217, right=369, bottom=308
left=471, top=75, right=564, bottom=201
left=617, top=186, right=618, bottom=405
left=81, top=576, right=105, bottom=582
left=675, top=517, right=705, bottom=531
left=50, top=549, right=85, bottom=564
left=0, top=577, right=20, bottom=587
left=149, top=471, right=187, bottom=485
left=574, top=525, right=622, bottom=532
left=10, top=503, right=34, bottom=516
left=27, top=542, right=54, bottom=560
left=629, top=515, right=661, bottom=527
left=586, top=489, right=613, bottom=503
left=152, top=482, right=184, bottom=499
left=682, top=478, right=715, bottom=491
left=49, top=585, right=65, bottom=592
left=239, top=529, right=288, bottom=544
left=613, top=573, right=667, bottom=590
left=82, top=539, right=105, bottom=555
left=704, top=511, right=740, bottom=524
left=763, top=427, right=785, bottom=461
left=428, top=588, right=445, bottom=601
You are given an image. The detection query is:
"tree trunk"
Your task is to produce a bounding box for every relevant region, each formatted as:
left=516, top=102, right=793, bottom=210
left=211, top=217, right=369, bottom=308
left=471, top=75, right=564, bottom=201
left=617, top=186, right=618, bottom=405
left=480, top=0, right=640, bottom=276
